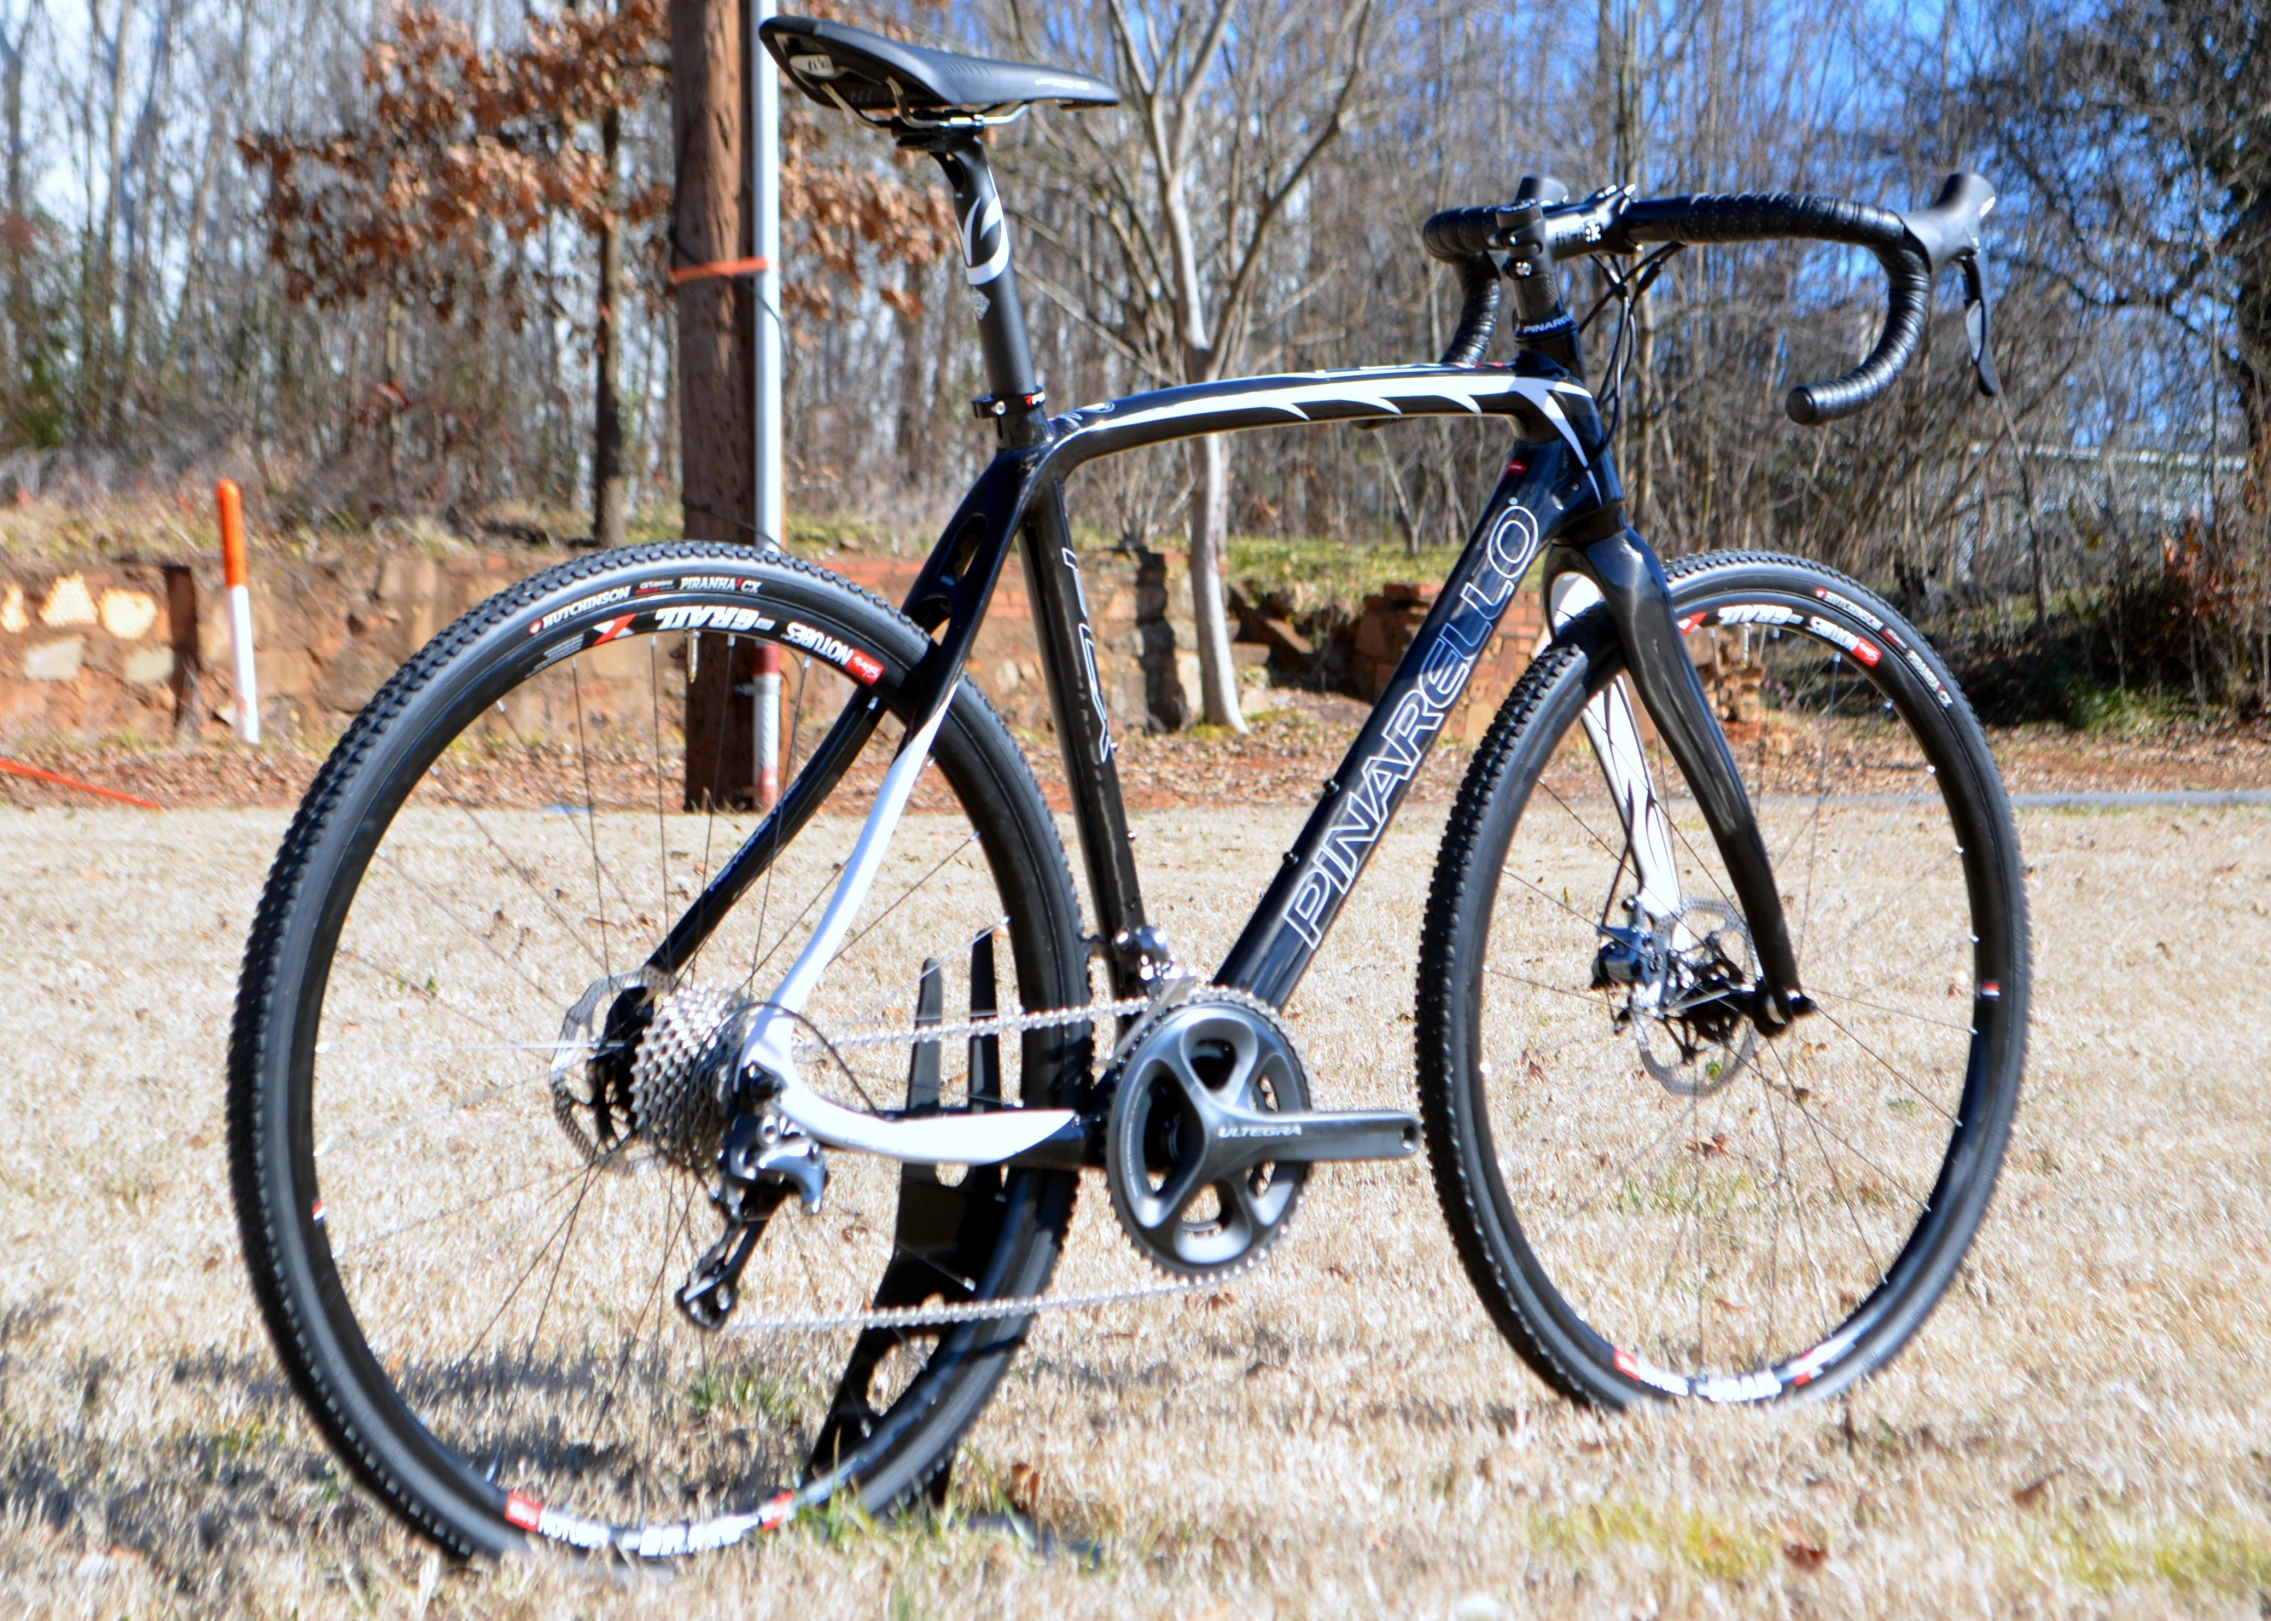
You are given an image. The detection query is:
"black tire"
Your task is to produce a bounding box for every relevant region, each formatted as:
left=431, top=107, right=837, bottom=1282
left=1419, top=552, right=2027, bottom=1407
left=229, top=543, right=1090, bottom=1559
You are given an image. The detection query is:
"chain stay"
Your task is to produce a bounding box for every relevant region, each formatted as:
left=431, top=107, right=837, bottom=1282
left=747, top=989, right=1259, bottom=1335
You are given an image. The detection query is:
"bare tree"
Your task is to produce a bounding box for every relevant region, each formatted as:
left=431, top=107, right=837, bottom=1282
left=1011, top=0, right=1374, bottom=731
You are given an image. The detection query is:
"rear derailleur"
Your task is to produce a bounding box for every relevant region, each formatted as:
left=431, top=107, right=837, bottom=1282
left=677, top=1091, right=828, bottom=1331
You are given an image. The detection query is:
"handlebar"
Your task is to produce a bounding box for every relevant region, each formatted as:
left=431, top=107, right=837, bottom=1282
left=1422, top=172, right=1996, bottom=425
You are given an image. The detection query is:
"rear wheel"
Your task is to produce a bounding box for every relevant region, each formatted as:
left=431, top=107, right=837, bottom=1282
left=229, top=543, right=1090, bottom=1558
left=1419, top=552, right=2028, bottom=1406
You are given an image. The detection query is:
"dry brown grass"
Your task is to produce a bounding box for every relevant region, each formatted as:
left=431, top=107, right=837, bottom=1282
left=1, top=799, right=2267, bottom=1617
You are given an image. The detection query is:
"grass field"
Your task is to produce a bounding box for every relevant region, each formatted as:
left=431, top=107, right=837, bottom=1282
left=1, top=798, right=2267, bottom=1617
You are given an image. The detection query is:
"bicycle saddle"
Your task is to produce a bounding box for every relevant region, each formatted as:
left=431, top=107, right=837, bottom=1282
left=760, top=16, right=1119, bottom=121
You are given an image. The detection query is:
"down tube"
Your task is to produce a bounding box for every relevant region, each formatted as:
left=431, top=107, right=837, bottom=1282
left=1217, top=444, right=1586, bottom=1006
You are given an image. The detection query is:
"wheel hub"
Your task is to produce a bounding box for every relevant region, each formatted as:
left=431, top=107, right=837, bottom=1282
left=549, top=974, right=757, bottom=1170
left=1597, top=898, right=1761, bottom=1097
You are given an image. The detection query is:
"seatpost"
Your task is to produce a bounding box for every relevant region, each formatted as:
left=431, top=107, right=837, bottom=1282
left=915, top=134, right=1050, bottom=449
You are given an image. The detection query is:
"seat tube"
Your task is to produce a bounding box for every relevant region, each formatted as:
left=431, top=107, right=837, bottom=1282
left=920, top=132, right=1159, bottom=996
left=1018, top=484, right=1156, bottom=999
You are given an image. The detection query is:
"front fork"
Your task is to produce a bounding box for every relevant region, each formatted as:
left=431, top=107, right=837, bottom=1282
left=1549, top=529, right=1809, bottom=1033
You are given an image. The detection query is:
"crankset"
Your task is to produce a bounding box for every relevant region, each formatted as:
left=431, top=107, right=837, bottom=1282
left=1104, top=989, right=1419, bottom=1277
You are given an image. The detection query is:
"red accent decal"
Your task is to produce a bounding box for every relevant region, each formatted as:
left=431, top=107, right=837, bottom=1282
left=759, top=1490, right=797, bottom=1529
left=1506, top=459, right=1528, bottom=475
left=1794, top=1369, right=1813, bottom=1386
left=1851, top=637, right=1881, bottom=667
left=310, top=1199, right=325, bottom=1222
left=845, top=649, right=884, bottom=686
left=1613, top=1347, right=1637, bottom=1376
left=503, top=1491, right=543, bottom=1531
left=591, top=614, right=638, bottom=645
left=1980, top=981, right=2000, bottom=998
left=1677, top=614, right=1704, bottom=634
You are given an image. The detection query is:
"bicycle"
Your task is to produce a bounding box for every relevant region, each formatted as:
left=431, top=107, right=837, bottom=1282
left=229, top=14, right=2029, bottom=1561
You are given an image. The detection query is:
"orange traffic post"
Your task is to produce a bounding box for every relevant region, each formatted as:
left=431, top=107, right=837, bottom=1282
left=217, top=479, right=259, bottom=744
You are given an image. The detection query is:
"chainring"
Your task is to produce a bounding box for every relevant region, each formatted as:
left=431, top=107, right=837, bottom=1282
left=1104, top=988, right=1311, bottom=1278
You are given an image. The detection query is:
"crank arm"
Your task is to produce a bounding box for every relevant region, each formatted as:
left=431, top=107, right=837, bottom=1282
left=1217, top=1107, right=1421, bottom=1167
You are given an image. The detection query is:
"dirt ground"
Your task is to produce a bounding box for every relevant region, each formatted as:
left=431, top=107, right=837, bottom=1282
left=7, top=697, right=2271, bottom=813
left=1, top=776, right=2267, bottom=1618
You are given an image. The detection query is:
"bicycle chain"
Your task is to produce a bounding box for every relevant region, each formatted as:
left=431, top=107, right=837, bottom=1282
left=785, top=994, right=1155, bottom=1057
left=742, top=985, right=1277, bottom=1335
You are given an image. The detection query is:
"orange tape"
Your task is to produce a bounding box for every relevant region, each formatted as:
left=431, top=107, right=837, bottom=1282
left=217, top=479, right=247, bottom=588
left=0, top=757, right=162, bottom=810
left=668, top=255, right=770, bottom=287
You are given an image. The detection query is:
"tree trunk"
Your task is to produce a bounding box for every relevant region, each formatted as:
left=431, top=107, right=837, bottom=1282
left=1160, top=151, right=1245, bottom=733
left=1188, top=432, right=1244, bottom=729
left=669, top=0, right=754, bottom=808
left=593, top=102, right=626, bottom=548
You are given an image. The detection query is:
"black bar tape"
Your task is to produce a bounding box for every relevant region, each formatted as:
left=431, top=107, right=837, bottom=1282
left=1436, top=254, right=1502, bottom=366
left=1606, top=192, right=1929, bottom=425
left=1422, top=205, right=1510, bottom=262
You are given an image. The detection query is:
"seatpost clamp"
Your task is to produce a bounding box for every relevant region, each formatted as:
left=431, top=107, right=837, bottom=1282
left=972, top=389, right=1047, bottom=420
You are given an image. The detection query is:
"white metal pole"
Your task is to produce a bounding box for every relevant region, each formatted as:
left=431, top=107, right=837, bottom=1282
left=750, top=0, right=784, bottom=805
left=216, top=479, right=260, bottom=746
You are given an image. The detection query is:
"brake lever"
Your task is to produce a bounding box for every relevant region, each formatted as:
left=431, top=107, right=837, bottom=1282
left=1960, top=255, right=2001, bottom=399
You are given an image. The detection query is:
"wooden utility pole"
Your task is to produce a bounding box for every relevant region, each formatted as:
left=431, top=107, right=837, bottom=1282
left=670, top=0, right=757, bottom=808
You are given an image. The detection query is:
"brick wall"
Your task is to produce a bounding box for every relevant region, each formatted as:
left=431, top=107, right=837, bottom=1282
left=0, top=546, right=1547, bottom=746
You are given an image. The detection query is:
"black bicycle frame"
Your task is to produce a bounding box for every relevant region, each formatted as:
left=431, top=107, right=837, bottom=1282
left=648, top=132, right=1804, bottom=1028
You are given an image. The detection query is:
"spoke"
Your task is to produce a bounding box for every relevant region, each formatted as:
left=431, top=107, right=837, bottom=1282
left=741, top=865, right=839, bottom=993
left=1798, top=767, right=1936, bottom=955
left=569, top=654, right=615, bottom=979
left=449, top=800, right=609, bottom=979
left=835, top=831, right=981, bottom=964
left=600, top=1175, right=701, bottom=1421
left=315, top=1058, right=562, bottom=1160
left=1772, top=1043, right=1890, bottom=1290
left=332, top=946, right=531, bottom=1051
left=1499, top=866, right=1607, bottom=931
left=1804, top=1003, right=1963, bottom=1128
left=1785, top=671, right=1837, bottom=960
left=1805, top=922, right=1969, bottom=1012
left=751, top=655, right=817, bottom=993
left=329, top=1160, right=596, bottom=1260
left=1484, top=962, right=1617, bottom=1007
left=689, top=636, right=741, bottom=983
left=464, top=1158, right=606, bottom=1364
left=1536, top=775, right=1627, bottom=867
left=650, top=637, right=674, bottom=953
left=1805, top=840, right=1961, bottom=972
left=371, top=848, right=563, bottom=1010
left=1763, top=1073, right=1840, bottom=1341
left=1807, top=987, right=1974, bottom=1036
left=524, top=1152, right=604, bottom=1364
left=1771, top=1042, right=1926, bottom=1227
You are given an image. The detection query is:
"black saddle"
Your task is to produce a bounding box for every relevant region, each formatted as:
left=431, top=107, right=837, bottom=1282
left=759, top=16, right=1118, bottom=122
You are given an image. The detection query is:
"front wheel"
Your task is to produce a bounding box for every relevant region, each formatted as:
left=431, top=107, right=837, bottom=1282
left=1418, top=551, right=2028, bottom=1407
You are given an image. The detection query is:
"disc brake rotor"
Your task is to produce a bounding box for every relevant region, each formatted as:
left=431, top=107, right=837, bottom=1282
left=1632, top=898, right=1759, bottom=1098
